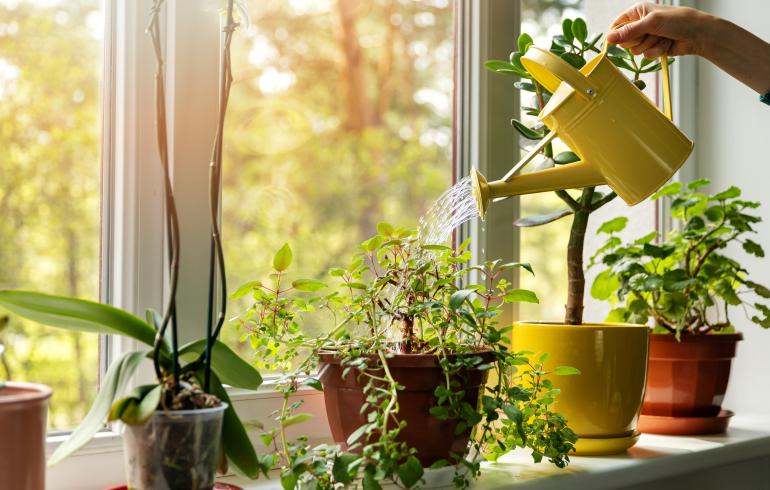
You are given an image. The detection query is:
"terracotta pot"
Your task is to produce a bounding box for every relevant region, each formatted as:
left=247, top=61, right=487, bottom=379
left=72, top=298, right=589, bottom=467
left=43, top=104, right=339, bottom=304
left=642, top=333, right=742, bottom=418
left=512, top=322, right=649, bottom=455
left=0, top=382, right=52, bottom=490
left=319, top=351, right=491, bottom=467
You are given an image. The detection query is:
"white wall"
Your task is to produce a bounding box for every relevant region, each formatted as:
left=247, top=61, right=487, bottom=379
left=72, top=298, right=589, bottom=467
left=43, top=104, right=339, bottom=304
left=697, top=0, right=770, bottom=415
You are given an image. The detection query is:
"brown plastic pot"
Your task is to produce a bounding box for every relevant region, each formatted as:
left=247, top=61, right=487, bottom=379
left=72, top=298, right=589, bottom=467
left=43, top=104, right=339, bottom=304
left=319, top=350, right=491, bottom=467
left=642, top=333, right=742, bottom=418
left=0, top=382, right=52, bottom=490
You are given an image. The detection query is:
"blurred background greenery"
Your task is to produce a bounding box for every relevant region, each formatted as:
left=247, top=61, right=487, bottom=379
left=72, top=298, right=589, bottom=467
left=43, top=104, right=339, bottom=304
left=0, top=0, right=580, bottom=430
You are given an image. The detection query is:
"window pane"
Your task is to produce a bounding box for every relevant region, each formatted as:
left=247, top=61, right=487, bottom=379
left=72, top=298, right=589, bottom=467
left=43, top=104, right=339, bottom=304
left=518, top=0, right=583, bottom=322
left=0, top=0, right=103, bottom=430
left=223, top=0, right=454, bottom=360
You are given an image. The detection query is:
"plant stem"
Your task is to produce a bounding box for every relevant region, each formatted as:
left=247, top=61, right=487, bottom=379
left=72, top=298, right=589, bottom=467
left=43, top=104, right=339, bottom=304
left=564, top=202, right=590, bottom=325
left=204, top=0, right=237, bottom=392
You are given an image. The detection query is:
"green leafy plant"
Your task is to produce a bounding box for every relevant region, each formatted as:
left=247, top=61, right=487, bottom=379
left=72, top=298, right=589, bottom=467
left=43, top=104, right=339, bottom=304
left=485, top=18, right=672, bottom=325
left=0, top=0, right=266, bottom=479
left=591, top=179, right=770, bottom=336
left=233, top=225, right=578, bottom=489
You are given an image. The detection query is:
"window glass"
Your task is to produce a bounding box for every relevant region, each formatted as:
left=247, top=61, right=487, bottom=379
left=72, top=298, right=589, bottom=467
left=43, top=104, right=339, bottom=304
left=222, top=0, right=454, bottom=359
left=0, top=0, right=103, bottom=430
left=518, top=0, right=583, bottom=321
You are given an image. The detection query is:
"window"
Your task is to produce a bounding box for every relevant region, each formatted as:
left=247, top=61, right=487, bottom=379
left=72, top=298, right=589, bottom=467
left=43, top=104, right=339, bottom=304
left=221, top=0, right=455, bottom=359
left=0, top=0, right=104, bottom=431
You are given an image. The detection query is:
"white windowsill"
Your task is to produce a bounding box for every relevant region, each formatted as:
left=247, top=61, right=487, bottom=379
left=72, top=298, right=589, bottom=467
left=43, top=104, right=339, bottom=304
left=219, top=415, right=770, bottom=490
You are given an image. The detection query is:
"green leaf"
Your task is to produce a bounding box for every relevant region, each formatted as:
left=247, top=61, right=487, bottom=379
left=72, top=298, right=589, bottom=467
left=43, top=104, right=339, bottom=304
left=651, top=181, right=682, bottom=200
left=514, top=208, right=573, bottom=227
left=504, top=289, right=539, bottom=304
left=554, top=366, right=581, bottom=376
left=396, top=456, right=424, bottom=488
left=605, top=307, right=627, bottom=323
left=202, top=371, right=260, bottom=479
left=561, top=52, right=586, bottom=69
left=376, top=222, right=394, bottom=236
left=743, top=239, right=765, bottom=257
left=553, top=151, right=580, bottom=165
left=332, top=453, right=359, bottom=484
left=518, top=32, right=533, bottom=53
left=484, top=60, right=527, bottom=78
left=571, top=18, right=588, bottom=43
left=713, top=186, right=741, bottom=201
left=291, top=278, right=327, bottom=292
left=49, top=350, right=147, bottom=466
left=117, top=384, right=162, bottom=425
left=591, top=270, right=620, bottom=301
left=230, top=280, right=263, bottom=299
left=608, top=55, right=635, bottom=72
left=598, top=217, right=628, bottom=234
left=687, top=178, right=710, bottom=191
left=662, top=270, right=696, bottom=291
left=511, top=119, right=545, bottom=140
left=180, top=339, right=262, bottom=390
left=632, top=79, right=647, bottom=91
left=363, top=470, right=382, bottom=490
left=281, top=470, right=298, bottom=490
left=282, top=413, right=313, bottom=427
left=273, top=243, right=293, bottom=272
left=303, top=377, right=323, bottom=391
left=449, top=289, right=474, bottom=310
left=561, top=19, right=573, bottom=42
left=0, top=291, right=157, bottom=347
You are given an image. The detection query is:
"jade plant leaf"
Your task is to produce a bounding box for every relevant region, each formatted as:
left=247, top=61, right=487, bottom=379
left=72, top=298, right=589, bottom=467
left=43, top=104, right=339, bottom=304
left=514, top=208, right=573, bottom=227
left=180, top=339, right=262, bottom=391
left=0, top=291, right=157, bottom=347
left=49, top=350, right=147, bottom=466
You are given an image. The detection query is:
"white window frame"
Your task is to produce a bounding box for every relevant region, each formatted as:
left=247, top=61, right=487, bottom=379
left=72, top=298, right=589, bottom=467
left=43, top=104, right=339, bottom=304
left=45, top=1, right=519, bottom=487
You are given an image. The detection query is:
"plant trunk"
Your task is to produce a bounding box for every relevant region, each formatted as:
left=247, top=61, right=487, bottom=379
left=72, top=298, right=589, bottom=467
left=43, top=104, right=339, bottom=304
left=565, top=208, right=589, bottom=325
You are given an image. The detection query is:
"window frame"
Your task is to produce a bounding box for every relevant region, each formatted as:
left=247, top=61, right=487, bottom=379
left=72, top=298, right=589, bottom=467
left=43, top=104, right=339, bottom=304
left=45, top=1, right=520, bottom=487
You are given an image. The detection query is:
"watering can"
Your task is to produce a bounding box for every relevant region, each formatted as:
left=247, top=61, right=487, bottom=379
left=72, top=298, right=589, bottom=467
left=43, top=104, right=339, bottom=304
left=471, top=32, right=694, bottom=219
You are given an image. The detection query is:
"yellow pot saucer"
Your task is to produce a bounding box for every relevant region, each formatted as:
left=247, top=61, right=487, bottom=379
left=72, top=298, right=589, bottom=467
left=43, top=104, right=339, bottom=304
left=573, top=431, right=641, bottom=456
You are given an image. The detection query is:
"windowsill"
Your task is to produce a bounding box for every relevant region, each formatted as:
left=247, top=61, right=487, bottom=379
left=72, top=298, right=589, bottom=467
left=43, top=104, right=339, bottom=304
left=219, top=415, right=770, bottom=490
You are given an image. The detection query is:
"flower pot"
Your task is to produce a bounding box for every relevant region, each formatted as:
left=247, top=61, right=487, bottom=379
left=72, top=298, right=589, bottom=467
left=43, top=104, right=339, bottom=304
left=319, top=351, right=492, bottom=467
left=0, top=382, right=52, bottom=490
left=638, top=333, right=742, bottom=435
left=512, top=322, right=649, bottom=455
left=122, top=403, right=227, bottom=490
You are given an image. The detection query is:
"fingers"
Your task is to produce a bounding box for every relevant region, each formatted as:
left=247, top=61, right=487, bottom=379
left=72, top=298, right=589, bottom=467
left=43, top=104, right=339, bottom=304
left=629, top=34, right=661, bottom=55
left=607, top=18, right=650, bottom=45
left=643, top=38, right=673, bottom=59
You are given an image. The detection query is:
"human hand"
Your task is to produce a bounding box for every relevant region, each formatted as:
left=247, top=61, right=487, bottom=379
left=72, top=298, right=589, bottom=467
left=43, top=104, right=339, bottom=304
left=607, top=2, right=714, bottom=59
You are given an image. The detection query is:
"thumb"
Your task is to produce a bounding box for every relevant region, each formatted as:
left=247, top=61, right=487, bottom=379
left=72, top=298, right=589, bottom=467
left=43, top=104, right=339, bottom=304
left=607, top=19, right=650, bottom=44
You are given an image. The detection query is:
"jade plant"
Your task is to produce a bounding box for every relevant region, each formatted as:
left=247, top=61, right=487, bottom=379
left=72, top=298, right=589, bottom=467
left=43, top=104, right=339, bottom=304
left=233, top=225, right=578, bottom=489
left=591, top=179, right=770, bottom=336
left=485, top=18, right=671, bottom=324
left=0, top=0, right=267, bottom=480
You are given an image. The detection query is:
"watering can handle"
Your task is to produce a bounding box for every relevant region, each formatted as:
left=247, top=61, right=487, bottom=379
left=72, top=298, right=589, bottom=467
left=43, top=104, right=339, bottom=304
left=604, top=21, right=674, bottom=121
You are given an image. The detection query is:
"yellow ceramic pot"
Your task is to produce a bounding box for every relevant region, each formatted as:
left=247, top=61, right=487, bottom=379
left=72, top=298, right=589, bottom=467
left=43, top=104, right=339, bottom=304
left=512, top=322, right=649, bottom=455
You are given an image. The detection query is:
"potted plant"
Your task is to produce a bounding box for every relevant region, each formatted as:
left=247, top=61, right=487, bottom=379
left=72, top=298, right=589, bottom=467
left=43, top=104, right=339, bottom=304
left=0, top=315, right=54, bottom=490
left=0, top=1, right=266, bottom=487
left=591, top=179, right=769, bottom=435
left=232, top=227, right=579, bottom=489
left=483, top=18, right=670, bottom=454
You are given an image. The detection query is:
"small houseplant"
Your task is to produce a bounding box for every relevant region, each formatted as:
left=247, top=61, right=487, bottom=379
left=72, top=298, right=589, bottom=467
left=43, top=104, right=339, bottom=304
left=0, top=316, right=53, bottom=489
left=483, top=18, right=665, bottom=454
left=592, top=179, right=770, bottom=434
left=0, top=1, right=266, bottom=487
left=233, top=226, right=578, bottom=489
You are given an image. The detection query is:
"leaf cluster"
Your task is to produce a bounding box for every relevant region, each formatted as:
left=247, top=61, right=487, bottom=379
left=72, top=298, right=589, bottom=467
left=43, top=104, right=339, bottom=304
left=235, top=226, right=578, bottom=489
left=0, top=291, right=265, bottom=476
left=591, top=180, right=770, bottom=336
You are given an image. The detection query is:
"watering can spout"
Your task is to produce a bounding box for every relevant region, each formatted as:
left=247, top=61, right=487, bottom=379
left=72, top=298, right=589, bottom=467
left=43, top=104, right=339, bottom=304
left=471, top=163, right=604, bottom=220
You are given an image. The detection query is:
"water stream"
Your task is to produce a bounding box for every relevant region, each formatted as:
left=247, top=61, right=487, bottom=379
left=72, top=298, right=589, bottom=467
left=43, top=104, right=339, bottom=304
left=417, top=176, right=479, bottom=245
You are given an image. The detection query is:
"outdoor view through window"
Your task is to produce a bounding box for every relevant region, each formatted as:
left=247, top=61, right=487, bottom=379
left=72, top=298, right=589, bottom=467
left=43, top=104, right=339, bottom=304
left=0, top=0, right=102, bottom=430
left=222, top=0, right=454, bottom=358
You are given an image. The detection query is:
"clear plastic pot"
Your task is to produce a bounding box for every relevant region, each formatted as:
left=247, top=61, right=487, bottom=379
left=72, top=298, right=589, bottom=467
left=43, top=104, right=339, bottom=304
left=122, top=403, right=227, bottom=490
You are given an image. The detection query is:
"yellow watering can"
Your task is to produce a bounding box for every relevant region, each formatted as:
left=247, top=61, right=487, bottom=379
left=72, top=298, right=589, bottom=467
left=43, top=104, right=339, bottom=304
left=471, top=32, right=694, bottom=219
